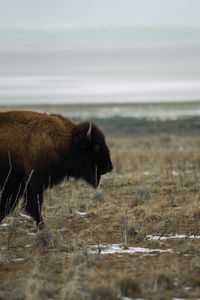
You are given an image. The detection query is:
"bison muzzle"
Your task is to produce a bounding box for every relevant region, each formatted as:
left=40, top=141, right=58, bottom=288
left=0, top=111, right=113, bottom=229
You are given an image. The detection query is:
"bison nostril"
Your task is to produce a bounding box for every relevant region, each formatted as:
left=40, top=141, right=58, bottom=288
left=108, top=164, right=113, bottom=172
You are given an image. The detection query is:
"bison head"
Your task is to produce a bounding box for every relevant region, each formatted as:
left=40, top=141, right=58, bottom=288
left=72, top=121, right=113, bottom=187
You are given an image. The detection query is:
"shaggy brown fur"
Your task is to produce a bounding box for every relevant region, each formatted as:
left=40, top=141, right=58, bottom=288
left=0, top=111, right=113, bottom=228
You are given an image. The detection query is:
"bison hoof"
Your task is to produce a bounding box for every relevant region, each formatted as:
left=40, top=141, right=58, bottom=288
left=38, top=221, right=45, bottom=230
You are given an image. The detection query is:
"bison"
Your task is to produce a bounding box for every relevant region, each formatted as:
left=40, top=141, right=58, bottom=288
left=0, top=111, right=113, bottom=229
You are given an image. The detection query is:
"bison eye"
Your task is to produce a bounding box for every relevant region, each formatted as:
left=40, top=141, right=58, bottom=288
left=93, top=143, right=101, bottom=152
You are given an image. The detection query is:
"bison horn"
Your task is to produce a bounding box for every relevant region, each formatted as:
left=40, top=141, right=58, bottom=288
left=87, top=122, right=92, bottom=139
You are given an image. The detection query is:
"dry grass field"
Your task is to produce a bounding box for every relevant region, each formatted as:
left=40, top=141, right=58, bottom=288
left=1, top=114, right=200, bottom=299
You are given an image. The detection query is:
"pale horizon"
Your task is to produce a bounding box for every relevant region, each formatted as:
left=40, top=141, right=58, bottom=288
left=0, top=0, right=200, bottom=106
left=0, top=0, right=200, bottom=29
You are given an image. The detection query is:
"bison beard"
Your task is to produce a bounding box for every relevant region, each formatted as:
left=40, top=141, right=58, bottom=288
left=0, top=111, right=113, bottom=229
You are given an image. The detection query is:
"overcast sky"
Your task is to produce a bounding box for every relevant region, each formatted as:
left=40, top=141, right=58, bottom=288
left=0, top=0, right=200, bottom=28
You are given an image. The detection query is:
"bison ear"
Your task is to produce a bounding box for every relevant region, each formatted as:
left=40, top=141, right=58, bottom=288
left=73, top=122, right=92, bottom=149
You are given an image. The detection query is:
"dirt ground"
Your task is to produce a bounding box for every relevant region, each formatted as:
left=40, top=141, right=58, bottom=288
left=1, top=112, right=200, bottom=299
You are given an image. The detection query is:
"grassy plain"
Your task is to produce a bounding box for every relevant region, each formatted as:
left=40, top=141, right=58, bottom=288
left=1, top=110, right=200, bottom=299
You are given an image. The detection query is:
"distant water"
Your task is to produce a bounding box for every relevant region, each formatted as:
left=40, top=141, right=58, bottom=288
left=0, top=30, right=200, bottom=105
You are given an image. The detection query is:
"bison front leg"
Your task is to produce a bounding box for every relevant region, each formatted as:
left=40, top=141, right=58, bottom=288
left=0, top=187, right=22, bottom=224
left=0, top=211, right=5, bottom=223
left=24, top=187, right=44, bottom=230
left=25, top=188, right=56, bottom=249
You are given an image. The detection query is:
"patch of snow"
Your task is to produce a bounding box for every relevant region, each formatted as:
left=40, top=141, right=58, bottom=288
left=57, top=228, right=67, bottom=232
left=179, top=146, right=183, bottom=151
left=123, top=298, right=146, bottom=300
left=172, top=170, right=179, bottom=176
left=184, top=287, right=192, bottom=291
left=28, top=232, right=36, bottom=236
left=143, top=171, right=150, bottom=175
left=0, top=246, right=7, bottom=250
left=11, top=258, right=24, bottom=262
left=19, top=213, right=32, bottom=220
left=123, top=297, right=145, bottom=300
left=0, top=223, right=9, bottom=227
left=90, top=243, right=172, bottom=255
left=76, top=210, right=86, bottom=216
left=148, top=234, right=200, bottom=240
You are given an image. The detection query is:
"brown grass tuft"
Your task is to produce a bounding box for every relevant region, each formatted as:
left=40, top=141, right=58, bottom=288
left=118, top=276, right=141, bottom=298
left=32, top=225, right=56, bottom=250
left=89, top=282, right=117, bottom=300
left=153, top=273, right=175, bottom=291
